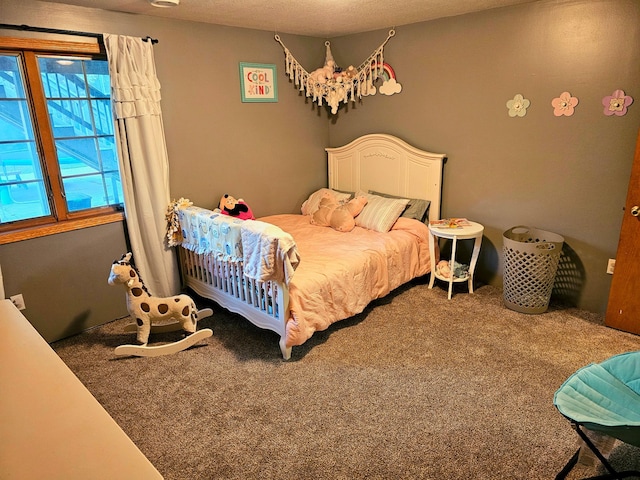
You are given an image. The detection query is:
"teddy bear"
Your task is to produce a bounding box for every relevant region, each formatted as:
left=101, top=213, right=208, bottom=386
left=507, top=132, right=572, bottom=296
left=311, top=193, right=367, bottom=232
left=308, top=59, right=336, bottom=85
left=219, top=194, right=255, bottom=220
left=435, top=260, right=452, bottom=278
left=342, top=65, right=357, bottom=80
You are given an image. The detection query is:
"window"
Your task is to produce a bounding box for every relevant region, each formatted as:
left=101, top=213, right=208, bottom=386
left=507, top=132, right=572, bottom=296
left=0, top=38, right=124, bottom=243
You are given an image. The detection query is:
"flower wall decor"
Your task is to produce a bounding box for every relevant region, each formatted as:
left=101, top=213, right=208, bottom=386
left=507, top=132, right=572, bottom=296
left=507, top=94, right=530, bottom=117
left=602, top=89, right=634, bottom=116
left=552, top=91, right=579, bottom=116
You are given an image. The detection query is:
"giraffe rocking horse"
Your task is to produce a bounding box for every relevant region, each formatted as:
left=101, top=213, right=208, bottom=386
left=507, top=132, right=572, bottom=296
left=108, top=252, right=213, bottom=357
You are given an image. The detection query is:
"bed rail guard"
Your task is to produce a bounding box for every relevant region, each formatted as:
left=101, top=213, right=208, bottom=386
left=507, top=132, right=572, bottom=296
left=178, top=247, right=292, bottom=359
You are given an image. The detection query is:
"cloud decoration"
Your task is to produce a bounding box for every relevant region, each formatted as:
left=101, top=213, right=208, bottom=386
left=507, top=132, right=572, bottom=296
left=507, top=94, right=530, bottom=117
left=361, top=80, right=377, bottom=97
left=552, top=91, right=579, bottom=117
left=602, top=89, right=634, bottom=116
left=379, top=78, right=402, bottom=96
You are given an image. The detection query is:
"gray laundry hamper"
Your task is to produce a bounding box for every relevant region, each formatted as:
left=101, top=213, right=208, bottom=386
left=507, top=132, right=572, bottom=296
left=502, top=226, right=564, bottom=314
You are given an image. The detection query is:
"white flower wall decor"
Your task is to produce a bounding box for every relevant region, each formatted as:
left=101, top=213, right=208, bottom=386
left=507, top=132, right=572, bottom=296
left=507, top=94, right=530, bottom=117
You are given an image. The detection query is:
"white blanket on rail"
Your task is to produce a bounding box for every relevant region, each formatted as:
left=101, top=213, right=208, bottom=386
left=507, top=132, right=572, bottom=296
left=240, top=220, right=300, bottom=285
left=176, top=205, right=299, bottom=285
left=177, top=206, right=244, bottom=262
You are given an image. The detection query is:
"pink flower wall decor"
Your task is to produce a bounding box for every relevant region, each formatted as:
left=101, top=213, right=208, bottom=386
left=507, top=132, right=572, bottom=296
left=507, top=94, right=530, bottom=117
left=602, top=89, right=634, bottom=116
left=552, top=91, right=579, bottom=117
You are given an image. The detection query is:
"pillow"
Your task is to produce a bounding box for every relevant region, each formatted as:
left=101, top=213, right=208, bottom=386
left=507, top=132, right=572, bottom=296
left=301, top=188, right=352, bottom=215
left=333, top=188, right=355, bottom=196
left=354, top=191, right=409, bottom=233
left=368, top=190, right=431, bottom=222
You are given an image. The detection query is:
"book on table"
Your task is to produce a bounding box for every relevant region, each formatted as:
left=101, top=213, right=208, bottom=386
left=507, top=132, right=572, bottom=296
left=430, top=218, right=472, bottom=229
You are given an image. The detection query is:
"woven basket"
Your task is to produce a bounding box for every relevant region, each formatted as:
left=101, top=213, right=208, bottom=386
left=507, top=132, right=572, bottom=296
left=503, top=226, right=564, bottom=314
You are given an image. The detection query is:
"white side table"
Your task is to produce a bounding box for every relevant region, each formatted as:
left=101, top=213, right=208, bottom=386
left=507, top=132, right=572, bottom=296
left=428, top=220, right=484, bottom=299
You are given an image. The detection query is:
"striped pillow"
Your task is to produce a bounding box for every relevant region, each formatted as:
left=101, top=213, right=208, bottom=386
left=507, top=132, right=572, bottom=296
left=368, top=190, right=431, bottom=223
left=355, top=191, right=409, bottom=232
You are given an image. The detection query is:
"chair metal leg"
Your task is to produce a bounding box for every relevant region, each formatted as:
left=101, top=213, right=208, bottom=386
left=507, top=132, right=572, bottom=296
left=574, top=423, right=621, bottom=477
left=556, top=423, right=640, bottom=480
left=582, top=471, right=640, bottom=480
left=556, top=448, right=580, bottom=480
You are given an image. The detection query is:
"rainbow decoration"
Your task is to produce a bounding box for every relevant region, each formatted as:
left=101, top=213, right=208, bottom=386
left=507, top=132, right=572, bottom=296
left=374, top=62, right=396, bottom=82
left=373, top=62, right=402, bottom=96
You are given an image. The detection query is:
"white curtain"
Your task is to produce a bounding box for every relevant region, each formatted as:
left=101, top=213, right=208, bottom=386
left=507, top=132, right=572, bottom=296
left=103, top=34, right=180, bottom=297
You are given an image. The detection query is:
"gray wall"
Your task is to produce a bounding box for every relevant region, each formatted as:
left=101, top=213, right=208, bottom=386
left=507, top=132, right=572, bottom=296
left=328, top=0, right=640, bottom=313
left=1, top=0, right=638, bottom=342
left=1, top=0, right=328, bottom=341
left=0, top=223, right=129, bottom=341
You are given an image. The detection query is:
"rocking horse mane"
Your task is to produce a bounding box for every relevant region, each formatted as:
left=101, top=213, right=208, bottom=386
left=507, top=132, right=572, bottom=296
left=113, top=254, right=152, bottom=296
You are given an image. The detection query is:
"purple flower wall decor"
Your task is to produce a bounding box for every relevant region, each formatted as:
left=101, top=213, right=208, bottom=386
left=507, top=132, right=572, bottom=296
left=507, top=94, right=530, bottom=117
left=552, top=91, right=579, bottom=117
left=602, top=89, right=633, bottom=116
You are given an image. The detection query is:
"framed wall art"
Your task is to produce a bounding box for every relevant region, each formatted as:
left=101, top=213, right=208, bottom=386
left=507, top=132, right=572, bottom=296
left=239, top=62, right=278, bottom=103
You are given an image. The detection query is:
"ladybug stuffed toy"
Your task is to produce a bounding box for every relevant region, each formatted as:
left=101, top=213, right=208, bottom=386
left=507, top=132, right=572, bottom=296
left=219, top=194, right=255, bottom=220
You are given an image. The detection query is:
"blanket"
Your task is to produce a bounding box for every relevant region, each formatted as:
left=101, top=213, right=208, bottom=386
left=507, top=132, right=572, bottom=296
left=241, top=220, right=300, bottom=285
left=177, top=206, right=244, bottom=262
left=171, top=204, right=300, bottom=285
left=260, top=214, right=434, bottom=348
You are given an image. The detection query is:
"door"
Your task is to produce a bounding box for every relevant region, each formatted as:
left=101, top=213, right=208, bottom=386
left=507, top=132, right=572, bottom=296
left=606, top=128, right=640, bottom=334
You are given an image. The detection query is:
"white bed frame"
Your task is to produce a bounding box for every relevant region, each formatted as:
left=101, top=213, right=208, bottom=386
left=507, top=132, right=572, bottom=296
left=179, top=134, right=446, bottom=359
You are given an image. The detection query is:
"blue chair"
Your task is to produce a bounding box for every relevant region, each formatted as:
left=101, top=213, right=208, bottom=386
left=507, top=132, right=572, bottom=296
left=554, top=351, right=640, bottom=479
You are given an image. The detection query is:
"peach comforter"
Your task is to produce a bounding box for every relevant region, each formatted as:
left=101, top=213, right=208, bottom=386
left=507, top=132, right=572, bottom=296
left=260, top=214, right=435, bottom=348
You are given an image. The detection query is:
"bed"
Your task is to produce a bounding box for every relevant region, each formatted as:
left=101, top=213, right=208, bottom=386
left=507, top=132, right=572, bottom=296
left=174, top=133, right=446, bottom=359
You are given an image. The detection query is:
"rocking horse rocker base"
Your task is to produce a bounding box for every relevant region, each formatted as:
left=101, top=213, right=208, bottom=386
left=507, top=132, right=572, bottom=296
left=109, top=253, right=214, bottom=358
left=115, top=308, right=214, bottom=358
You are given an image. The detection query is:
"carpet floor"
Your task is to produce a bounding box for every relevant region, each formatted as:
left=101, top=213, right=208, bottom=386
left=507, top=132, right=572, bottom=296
left=53, top=281, right=640, bottom=479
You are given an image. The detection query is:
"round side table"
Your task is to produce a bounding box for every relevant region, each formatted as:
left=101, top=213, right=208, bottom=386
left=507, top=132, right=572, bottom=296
left=428, top=220, right=484, bottom=299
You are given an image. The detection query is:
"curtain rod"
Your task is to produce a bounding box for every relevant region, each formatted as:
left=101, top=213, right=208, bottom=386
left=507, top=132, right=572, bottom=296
left=0, top=23, right=158, bottom=44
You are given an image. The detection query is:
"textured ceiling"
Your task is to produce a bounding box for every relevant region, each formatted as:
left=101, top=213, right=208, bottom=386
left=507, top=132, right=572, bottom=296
left=41, top=0, right=540, bottom=37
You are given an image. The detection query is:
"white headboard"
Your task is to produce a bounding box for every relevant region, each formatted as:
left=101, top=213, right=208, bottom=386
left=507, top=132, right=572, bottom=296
left=326, top=133, right=446, bottom=222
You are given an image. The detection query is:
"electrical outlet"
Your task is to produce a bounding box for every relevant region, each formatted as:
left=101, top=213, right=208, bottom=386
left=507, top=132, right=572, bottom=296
left=10, top=294, right=25, bottom=310
left=607, top=259, right=616, bottom=275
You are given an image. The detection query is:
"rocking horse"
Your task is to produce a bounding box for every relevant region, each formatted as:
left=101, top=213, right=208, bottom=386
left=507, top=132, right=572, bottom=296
left=108, top=252, right=213, bottom=357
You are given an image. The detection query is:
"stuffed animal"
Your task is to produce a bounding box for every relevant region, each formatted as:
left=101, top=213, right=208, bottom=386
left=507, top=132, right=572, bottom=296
left=219, top=194, right=255, bottom=220
left=435, top=260, right=452, bottom=278
left=311, top=194, right=367, bottom=232
left=342, top=65, right=357, bottom=80
left=308, top=59, right=335, bottom=85
left=436, top=260, right=469, bottom=279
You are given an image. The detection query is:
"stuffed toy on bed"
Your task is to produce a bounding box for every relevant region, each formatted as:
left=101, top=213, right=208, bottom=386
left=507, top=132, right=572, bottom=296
left=311, top=194, right=367, bottom=232
left=219, top=194, right=255, bottom=220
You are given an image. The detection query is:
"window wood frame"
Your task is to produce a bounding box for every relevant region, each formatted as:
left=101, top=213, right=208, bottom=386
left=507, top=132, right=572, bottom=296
left=0, top=36, right=124, bottom=244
